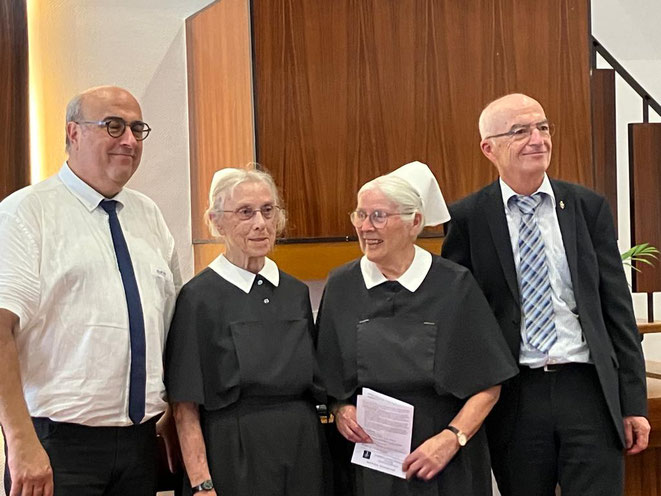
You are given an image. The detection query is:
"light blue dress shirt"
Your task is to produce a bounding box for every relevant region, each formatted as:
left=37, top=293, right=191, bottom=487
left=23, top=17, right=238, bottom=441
left=500, top=174, right=591, bottom=367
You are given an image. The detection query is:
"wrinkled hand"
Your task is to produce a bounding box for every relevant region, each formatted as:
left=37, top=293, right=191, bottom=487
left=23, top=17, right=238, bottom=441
left=8, top=437, right=53, bottom=496
left=402, top=430, right=459, bottom=481
left=624, top=415, right=650, bottom=455
left=157, top=410, right=182, bottom=473
left=334, top=404, right=372, bottom=444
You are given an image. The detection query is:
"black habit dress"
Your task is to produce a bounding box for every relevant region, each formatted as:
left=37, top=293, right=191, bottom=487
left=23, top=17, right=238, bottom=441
left=316, top=252, right=518, bottom=496
left=165, top=257, right=327, bottom=496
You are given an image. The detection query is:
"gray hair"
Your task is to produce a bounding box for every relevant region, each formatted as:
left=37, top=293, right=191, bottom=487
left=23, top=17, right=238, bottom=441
left=205, top=165, right=287, bottom=239
left=65, top=92, right=86, bottom=152
left=358, top=175, right=425, bottom=236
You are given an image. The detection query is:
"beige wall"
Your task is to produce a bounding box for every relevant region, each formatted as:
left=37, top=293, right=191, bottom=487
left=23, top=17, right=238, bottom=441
left=27, top=0, right=215, bottom=281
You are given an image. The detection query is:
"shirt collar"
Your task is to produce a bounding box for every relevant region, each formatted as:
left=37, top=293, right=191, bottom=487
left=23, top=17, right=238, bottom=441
left=209, top=254, right=280, bottom=293
left=499, top=173, right=556, bottom=210
left=360, top=244, right=432, bottom=292
left=59, top=161, right=129, bottom=212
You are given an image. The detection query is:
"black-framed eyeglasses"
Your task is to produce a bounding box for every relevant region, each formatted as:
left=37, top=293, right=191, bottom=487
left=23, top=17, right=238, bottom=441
left=349, top=209, right=414, bottom=228
left=484, top=121, right=555, bottom=141
left=223, top=205, right=281, bottom=221
left=76, top=117, right=152, bottom=141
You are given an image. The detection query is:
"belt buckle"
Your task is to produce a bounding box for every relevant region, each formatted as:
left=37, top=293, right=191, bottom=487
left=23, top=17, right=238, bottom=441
left=543, top=363, right=559, bottom=372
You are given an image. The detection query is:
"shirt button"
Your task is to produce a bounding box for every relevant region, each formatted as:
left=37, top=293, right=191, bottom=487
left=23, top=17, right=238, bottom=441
left=257, top=279, right=263, bottom=286
left=263, top=298, right=270, bottom=304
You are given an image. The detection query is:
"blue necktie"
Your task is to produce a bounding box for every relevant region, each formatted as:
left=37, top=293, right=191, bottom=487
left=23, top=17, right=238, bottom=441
left=512, top=194, right=557, bottom=353
left=100, top=200, right=146, bottom=424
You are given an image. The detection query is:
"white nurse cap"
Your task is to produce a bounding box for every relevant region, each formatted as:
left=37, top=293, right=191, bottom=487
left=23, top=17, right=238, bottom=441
left=386, top=161, right=450, bottom=226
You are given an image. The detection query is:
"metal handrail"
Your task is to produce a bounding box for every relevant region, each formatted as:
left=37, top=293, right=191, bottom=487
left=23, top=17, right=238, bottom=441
left=591, top=36, right=661, bottom=123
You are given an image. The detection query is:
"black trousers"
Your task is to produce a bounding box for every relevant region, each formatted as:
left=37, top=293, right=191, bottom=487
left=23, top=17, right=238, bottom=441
left=493, top=363, right=623, bottom=496
left=5, top=417, right=158, bottom=496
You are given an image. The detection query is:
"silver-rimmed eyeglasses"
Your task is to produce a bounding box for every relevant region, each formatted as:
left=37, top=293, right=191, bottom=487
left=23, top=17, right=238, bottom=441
left=76, top=117, right=152, bottom=141
left=484, top=121, right=555, bottom=141
left=223, top=205, right=280, bottom=221
left=350, top=209, right=413, bottom=228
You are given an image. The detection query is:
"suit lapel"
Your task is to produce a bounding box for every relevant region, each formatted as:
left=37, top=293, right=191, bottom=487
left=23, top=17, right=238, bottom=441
left=551, top=181, right=580, bottom=292
left=482, top=181, right=520, bottom=302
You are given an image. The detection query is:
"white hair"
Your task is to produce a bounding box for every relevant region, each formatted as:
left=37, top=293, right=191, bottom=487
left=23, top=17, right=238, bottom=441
left=65, top=93, right=85, bottom=152
left=357, top=175, right=424, bottom=236
left=205, top=165, right=286, bottom=238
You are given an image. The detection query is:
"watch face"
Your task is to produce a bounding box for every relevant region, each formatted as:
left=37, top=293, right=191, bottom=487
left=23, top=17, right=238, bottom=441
left=202, top=480, right=214, bottom=490
left=457, top=433, right=468, bottom=446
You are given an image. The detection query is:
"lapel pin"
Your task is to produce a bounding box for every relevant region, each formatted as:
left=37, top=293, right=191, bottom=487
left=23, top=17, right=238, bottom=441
left=559, top=200, right=565, bottom=210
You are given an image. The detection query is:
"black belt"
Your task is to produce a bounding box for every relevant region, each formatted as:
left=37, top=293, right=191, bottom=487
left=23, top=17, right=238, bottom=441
left=31, top=415, right=158, bottom=430
left=522, top=362, right=593, bottom=373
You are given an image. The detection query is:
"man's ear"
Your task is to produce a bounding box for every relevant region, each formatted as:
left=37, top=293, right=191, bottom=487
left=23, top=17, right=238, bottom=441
left=66, top=122, right=80, bottom=149
left=480, top=139, right=493, bottom=161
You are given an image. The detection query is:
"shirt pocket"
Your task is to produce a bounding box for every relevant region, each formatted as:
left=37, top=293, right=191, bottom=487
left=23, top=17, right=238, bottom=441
left=356, top=317, right=436, bottom=390
left=149, top=263, right=175, bottom=313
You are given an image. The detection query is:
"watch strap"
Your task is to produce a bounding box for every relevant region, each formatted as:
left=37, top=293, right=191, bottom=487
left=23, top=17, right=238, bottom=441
left=191, top=479, right=214, bottom=493
left=445, top=425, right=467, bottom=446
left=446, top=425, right=461, bottom=436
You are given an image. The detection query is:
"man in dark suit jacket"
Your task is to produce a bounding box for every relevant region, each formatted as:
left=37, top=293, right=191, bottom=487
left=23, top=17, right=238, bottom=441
left=442, top=93, right=649, bottom=496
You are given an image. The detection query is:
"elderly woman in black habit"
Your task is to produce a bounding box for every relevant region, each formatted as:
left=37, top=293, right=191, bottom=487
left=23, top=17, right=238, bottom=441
left=317, top=161, right=518, bottom=495
left=165, top=166, right=326, bottom=496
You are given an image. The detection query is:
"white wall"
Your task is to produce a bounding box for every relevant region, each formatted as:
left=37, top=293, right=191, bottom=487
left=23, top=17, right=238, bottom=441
left=592, top=1, right=661, bottom=360
left=29, top=0, right=215, bottom=282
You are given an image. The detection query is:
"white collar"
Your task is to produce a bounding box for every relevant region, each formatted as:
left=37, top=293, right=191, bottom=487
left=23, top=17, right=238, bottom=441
left=499, top=173, right=556, bottom=210
left=59, top=161, right=128, bottom=212
left=209, top=254, right=280, bottom=293
left=360, top=245, right=432, bottom=292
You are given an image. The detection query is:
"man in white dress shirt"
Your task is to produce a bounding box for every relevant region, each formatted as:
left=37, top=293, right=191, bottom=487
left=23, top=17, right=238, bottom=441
left=0, top=86, right=180, bottom=496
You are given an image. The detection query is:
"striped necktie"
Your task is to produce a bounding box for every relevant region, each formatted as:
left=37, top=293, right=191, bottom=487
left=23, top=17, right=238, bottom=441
left=512, top=193, right=557, bottom=353
left=100, top=199, right=146, bottom=424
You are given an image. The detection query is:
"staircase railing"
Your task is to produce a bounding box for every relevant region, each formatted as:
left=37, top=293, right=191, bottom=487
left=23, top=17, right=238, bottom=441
left=591, top=36, right=661, bottom=323
left=591, top=36, right=661, bottom=122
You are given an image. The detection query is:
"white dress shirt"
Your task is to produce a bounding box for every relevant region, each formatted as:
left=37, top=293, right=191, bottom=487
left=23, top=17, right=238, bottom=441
left=500, top=175, right=590, bottom=367
left=360, top=244, right=432, bottom=292
left=0, top=162, right=181, bottom=426
left=209, top=254, right=280, bottom=291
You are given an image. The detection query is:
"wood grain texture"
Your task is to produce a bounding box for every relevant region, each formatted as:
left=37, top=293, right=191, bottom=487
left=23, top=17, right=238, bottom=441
left=250, top=0, right=593, bottom=238
left=591, top=68, right=618, bottom=230
left=624, top=378, right=661, bottom=496
left=194, top=237, right=443, bottom=279
left=639, top=321, right=661, bottom=335
left=186, top=0, right=255, bottom=241
left=629, top=124, right=661, bottom=293
left=0, top=0, right=29, bottom=200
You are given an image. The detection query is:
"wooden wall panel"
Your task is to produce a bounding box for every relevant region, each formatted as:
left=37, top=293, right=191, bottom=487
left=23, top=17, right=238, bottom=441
left=591, top=68, right=618, bottom=231
left=251, top=0, right=593, bottom=239
left=629, top=123, right=661, bottom=293
left=186, top=0, right=255, bottom=242
left=194, top=237, right=443, bottom=279
left=0, top=0, right=29, bottom=200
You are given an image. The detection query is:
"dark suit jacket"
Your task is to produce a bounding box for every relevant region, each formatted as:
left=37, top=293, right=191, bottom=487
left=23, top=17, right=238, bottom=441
left=442, top=179, right=647, bottom=449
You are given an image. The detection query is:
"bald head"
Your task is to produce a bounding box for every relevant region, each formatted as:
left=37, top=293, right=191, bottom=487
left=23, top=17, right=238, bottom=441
left=65, top=86, right=141, bottom=151
left=478, top=93, right=545, bottom=139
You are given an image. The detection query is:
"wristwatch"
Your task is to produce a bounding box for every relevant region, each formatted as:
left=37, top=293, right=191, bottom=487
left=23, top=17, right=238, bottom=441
left=446, top=425, right=467, bottom=447
left=191, top=479, right=214, bottom=493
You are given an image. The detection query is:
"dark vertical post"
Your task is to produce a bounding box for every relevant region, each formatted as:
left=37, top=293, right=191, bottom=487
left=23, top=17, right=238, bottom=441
left=643, top=97, right=650, bottom=124
left=0, top=0, right=30, bottom=200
